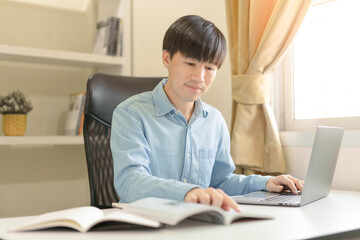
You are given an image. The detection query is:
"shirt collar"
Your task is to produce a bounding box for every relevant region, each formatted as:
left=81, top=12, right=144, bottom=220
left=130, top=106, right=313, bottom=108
left=152, top=78, right=209, bottom=118
left=152, top=78, right=176, bottom=116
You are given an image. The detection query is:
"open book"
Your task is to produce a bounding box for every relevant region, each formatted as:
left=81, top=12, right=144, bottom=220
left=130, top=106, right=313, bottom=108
left=113, top=197, right=273, bottom=225
left=11, top=206, right=161, bottom=233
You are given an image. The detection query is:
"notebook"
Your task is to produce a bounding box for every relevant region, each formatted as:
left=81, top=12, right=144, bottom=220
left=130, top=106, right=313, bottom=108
left=232, top=126, right=344, bottom=207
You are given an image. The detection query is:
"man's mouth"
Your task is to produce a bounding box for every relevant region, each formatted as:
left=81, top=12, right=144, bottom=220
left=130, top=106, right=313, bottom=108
left=186, top=84, right=203, bottom=91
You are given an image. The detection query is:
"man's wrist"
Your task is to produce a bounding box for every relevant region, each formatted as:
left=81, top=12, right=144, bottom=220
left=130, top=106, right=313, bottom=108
left=184, top=187, right=200, bottom=200
left=264, top=176, right=274, bottom=191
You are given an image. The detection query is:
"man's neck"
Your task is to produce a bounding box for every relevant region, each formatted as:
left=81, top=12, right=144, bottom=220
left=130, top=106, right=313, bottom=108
left=163, top=83, right=195, bottom=122
left=176, top=102, right=195, bottom=123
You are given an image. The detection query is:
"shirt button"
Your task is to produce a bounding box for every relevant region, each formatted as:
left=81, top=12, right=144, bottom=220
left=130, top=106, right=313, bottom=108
left=183, top=179, right=187, bottom=183
left=186, top=153, right=190, bottom=157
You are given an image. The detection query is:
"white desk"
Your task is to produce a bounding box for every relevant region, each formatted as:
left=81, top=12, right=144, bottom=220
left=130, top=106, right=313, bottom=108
left=1, top=190, right=360, bottom=240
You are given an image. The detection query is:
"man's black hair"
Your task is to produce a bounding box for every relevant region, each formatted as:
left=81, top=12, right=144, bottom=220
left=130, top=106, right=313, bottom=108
left=163, top=15, right=227, bottom=68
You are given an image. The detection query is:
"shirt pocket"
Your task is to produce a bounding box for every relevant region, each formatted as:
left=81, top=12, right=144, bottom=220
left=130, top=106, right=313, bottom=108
left=198, top=149, right=215, bottom=187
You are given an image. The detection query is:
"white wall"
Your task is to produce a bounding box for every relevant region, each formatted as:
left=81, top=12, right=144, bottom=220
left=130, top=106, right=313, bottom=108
left=284, top=147, right=360, bottom=192
left=131, top=0, right=232, bottom=128
left=0, top=146, right=89, bottom=217
left=281, top=131, right=360, bottom=192
left=0, top=1, right=94, bottom=217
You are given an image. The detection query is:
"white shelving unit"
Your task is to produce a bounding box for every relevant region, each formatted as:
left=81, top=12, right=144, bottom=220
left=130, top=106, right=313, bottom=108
left=0, top=136, right=83, bottom=146
left=0, top=45, right=123, bottom=146
left=0, top=44, right=124, bottom=68
left=0, top=0, right=133, bottom=217
left=0, top=0, right=132, bottom=147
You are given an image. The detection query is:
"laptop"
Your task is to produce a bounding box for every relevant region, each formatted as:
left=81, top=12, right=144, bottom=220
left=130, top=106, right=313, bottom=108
left=232, top=126, right=344, bottom=207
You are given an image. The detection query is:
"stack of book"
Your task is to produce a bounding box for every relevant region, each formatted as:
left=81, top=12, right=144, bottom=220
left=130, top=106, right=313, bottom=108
left=93, top=16, right=123, bottom=56
left=64, top=92, right=85, bottom=136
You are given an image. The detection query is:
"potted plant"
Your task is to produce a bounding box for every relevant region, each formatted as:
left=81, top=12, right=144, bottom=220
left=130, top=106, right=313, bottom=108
left=0, top=90, right=33, bottom=136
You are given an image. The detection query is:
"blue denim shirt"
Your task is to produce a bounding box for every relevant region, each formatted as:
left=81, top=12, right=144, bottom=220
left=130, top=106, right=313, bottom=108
left=111, top=78, right=271, bottom=203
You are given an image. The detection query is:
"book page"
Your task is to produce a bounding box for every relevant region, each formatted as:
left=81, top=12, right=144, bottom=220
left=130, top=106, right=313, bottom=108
left=12, top=206, right=103, bottom=232
left=92, top=208, right=161, bottom=229
left=122, top=197, right=274, bottom=226
left=123, top=198, right=225, bottom=225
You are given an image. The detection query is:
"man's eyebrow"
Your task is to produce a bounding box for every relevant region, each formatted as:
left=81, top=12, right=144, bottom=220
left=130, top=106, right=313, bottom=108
left=183, top=56, right=196, bottom=60
left=182, top=55, right=218, bottom=65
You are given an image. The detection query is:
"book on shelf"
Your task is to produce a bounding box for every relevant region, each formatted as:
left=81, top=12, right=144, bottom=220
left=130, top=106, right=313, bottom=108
left=11, top=206, right=161, bottom=233
left=11, top=197, right=273, bottom=233
left=114, top=197, right=273, bottom=226
left=64, top=92, right=86, bottom=136
left=93, top=16, right=123, bottom=56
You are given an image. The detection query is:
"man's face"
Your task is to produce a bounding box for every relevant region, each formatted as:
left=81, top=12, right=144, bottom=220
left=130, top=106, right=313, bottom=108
left=162, top=51, right=218, bottom=106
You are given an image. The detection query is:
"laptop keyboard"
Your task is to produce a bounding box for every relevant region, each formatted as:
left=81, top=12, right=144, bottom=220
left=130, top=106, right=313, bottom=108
left=262, top=194, right=301, bottom=203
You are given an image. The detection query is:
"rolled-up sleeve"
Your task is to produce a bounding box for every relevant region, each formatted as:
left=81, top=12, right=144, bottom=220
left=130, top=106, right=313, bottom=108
left=209, top=117, right=272, bottom=196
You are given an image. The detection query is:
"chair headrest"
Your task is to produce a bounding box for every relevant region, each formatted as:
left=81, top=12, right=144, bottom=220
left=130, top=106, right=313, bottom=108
left=84, top=73, right=162, bottom=127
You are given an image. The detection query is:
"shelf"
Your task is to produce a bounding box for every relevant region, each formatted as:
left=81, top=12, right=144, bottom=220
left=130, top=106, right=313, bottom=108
left=0, top=136, right=84, bottom=146
left=0, top=44, right=124, bottom=68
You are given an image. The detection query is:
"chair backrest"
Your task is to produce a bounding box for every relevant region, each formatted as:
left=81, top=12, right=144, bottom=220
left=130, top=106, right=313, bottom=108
left=83, top=73, right=162, bottom=208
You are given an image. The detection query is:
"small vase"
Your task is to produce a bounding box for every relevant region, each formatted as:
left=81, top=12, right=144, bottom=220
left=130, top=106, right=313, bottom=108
left=2, top=114, right=27, bottom=136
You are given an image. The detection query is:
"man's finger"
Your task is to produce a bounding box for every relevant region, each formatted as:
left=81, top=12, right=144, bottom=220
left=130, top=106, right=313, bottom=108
left=184, top=192, right=199, bottom=203
left=218, top=191, right=241, bottom=212
left=223, top=196, right=241, bottom=212
left=185, top=188, right=241, bottom=212
left=197, top=191, right=211, bottom=205
left=184, top=188, right=201, bottom=203
left=282, top=176, right=298, bottom=194
left=287, top=175, right=304, bottom=192
left=271, top=183, right=284, bottom=193
left=271, top=175, right=297, bottom=194
left=207, top=188, right=223, bottom=208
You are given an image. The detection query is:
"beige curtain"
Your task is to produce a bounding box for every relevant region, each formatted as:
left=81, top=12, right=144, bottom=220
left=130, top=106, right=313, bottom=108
left=225, top=0, right=312, bottom=175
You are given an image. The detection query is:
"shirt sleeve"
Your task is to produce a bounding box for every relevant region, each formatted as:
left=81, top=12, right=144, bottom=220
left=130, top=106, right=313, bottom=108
left=209, top=117, right=272, bottom=196
left=110, top=106, right=199, bottom=203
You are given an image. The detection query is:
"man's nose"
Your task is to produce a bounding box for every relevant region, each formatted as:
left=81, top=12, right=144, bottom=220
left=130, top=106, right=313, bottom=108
left=192, top=66, right=205, bottom=82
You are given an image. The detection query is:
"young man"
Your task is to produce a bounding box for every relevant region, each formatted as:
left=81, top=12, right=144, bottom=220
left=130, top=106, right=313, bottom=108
left=111, top=15, right=303, bottom=212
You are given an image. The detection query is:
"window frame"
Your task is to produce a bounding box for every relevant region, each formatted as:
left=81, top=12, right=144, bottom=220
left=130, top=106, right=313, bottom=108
left=275, top=47, right=360, bottom=132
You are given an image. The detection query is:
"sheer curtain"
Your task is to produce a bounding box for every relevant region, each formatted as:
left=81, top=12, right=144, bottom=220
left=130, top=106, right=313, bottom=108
left=225, top=0, right=312, bottom=175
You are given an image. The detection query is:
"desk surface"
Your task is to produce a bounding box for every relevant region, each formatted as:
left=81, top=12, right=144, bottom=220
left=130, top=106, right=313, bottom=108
left=1, top=190, right=360, bottom=240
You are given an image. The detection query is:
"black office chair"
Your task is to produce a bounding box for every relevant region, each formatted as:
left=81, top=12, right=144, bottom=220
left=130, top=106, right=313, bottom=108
left=83, top=73, right=162, bottom=208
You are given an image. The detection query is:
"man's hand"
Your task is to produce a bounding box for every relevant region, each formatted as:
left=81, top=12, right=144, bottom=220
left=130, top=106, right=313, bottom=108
left=266, top=174, right=304, bottom=194
left=184, top=187, right=241, bottom=212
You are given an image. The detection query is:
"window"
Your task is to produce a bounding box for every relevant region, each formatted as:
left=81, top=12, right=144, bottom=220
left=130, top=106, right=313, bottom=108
left=281, top=0, right=360, bottom=131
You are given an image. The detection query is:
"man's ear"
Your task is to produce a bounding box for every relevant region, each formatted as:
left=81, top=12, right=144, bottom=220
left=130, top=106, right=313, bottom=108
left=162, top=50, right=170, bottom=68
